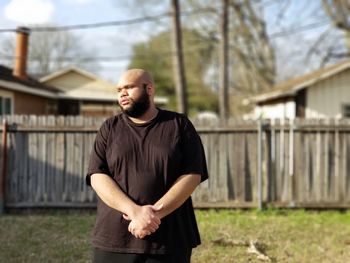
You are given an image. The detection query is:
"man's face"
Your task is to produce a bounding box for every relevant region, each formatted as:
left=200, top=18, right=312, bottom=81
left=116, top=81, right=150, bottom=118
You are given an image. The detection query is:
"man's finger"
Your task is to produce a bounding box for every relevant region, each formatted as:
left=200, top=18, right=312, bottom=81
left=149, top=215, right=161, bottom=226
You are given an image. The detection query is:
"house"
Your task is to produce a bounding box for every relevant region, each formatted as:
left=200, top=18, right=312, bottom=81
left=40, top=66, right=168, bottom=116
left=0, top=65, right=60, bottom=115
left=40, top=66, right=125, bottom=116
left=248, top=60, right=350, bottom=119
left=0, top=27, right=60, bottom=115
left=0, top=27, right=168, bottom=116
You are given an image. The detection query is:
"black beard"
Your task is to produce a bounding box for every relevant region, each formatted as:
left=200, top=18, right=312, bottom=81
left=120, top=89, right=150, bottom=118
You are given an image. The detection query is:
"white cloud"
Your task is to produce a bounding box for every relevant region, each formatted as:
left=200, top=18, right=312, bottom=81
left=4, top=0, right=54, bottom=24
left=63, top=0, right=93, bottom=5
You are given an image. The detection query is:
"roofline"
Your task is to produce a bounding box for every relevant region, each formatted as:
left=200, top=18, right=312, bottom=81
left=40, top=66, right=100, bottom=83
left=58, top=94, right=168, bottom=104
left=0, top=80, right=169, bottom=104
left=250, top=60, right=350, bottom=104
left=0, top=79, right=57, bottom=98
left=251, top=90, right=296, bottom=103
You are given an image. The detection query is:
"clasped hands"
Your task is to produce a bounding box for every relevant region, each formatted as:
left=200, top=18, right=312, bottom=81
left=123, top=204, right=163, bottom=239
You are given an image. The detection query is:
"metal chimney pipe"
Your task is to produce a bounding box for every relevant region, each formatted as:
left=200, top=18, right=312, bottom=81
left=13, top=27, right=30, bottom=79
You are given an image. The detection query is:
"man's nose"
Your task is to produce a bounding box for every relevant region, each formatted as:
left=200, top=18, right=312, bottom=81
left=120, top=88, right=128, bottom=96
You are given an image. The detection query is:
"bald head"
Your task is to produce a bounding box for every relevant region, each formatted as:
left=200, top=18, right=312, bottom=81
left=118, top=69, right=154, bottom=87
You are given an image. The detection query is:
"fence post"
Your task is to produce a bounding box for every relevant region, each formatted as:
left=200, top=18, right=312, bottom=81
left=0, top=119, right=8, bottom=214
left=257, top=118, right=263, bottom=210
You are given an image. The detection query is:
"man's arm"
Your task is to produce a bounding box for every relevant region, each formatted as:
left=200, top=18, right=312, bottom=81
left=154, top=173, right=201, bottom=219
left=128, top=173, right=200, bottom=239
left=90, top=173, right=161, bottom=236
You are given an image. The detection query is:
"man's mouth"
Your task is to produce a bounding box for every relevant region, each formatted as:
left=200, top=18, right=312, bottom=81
left=120, top=99, right=130, bottom=106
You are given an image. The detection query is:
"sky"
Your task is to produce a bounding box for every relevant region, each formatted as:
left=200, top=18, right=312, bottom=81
left=0, top=0, right=170, bottom=82
left=0, top=0, right=342, bottom=83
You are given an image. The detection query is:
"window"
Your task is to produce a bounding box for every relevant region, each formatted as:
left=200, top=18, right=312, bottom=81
left=342, top=104, right=350, bottom=118
left=0, top=96, right=13, bottom=115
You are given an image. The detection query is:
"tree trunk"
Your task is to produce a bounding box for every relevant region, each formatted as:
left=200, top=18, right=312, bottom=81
left=171, top=0, right=188, bottom=115
left=219, top=0, right=229, bottom=122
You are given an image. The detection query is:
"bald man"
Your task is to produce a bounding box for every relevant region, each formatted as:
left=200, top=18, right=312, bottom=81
left=86, top=69, right=208, bottom=263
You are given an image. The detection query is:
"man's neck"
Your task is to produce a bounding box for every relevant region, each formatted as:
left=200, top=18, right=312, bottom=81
left=128, top=106, right=158, bottom=124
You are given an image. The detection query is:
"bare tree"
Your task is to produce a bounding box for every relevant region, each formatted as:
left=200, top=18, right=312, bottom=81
left=0, top=28, right=99, bottom=77
left=322, top=0, right=350, bottom=55
left=183, top=0, right=276, bottom=116
left=229, top=0, right=276, bottom=95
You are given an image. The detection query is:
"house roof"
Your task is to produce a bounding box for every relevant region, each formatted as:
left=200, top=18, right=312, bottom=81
left=40, top=66, right=118, bottom=101
left=40, top=66, right=169, bottom=105
left=0, top=65, right=60, bottom=98
left=40, top=66, right=100, bottom=83
left=0, top=64, right=168, bottom=105
left=250, top=60, right=350, bottom=104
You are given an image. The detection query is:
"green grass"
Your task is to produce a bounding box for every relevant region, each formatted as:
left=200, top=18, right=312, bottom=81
left=0, top=209, right=349, bottom=262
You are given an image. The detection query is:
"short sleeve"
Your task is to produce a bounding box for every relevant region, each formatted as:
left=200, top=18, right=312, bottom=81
left=179, top=117, right=208, bottom=182
left=86, top=119, right=112, bottom=186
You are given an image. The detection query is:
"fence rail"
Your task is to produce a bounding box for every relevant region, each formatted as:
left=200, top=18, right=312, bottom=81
left=1, top=115, right=350, bottom=209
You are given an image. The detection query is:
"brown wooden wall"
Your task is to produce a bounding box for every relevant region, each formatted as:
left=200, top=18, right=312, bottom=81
left=13, top=91, right=57, bottom=115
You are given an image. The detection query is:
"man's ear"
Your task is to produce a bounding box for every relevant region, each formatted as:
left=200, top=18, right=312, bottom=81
left=147, top=84, right=155, bottom=95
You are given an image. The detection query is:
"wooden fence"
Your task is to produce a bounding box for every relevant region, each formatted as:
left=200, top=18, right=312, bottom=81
left=1, top=115, right=350, bottom=209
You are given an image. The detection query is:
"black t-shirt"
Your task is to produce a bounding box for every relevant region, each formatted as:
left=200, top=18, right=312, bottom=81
left=86, top=109, right=208, bottom=254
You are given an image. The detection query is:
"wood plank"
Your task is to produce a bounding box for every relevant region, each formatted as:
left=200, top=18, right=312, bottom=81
left=64, top=116, right=75, bottom=202
left=217, top=133, right=228, bottom=201
left=37, top=116, right=47, bottom=202
left=81, top=117, right=92, bottom=203
left=293, top=119, right=302, bottom=203
left=74, top=116, right=84, bottom=202
left=236, top=132, right=245, bottom=202
left=54, top=116, right=65, bottom=203
left=333, top=119, right=340, bottom=202
left=46, top=116, right=56, bottom=203
left=249, top=130, right=258, bottom=203
left=28, top=115, right=38, bottom=204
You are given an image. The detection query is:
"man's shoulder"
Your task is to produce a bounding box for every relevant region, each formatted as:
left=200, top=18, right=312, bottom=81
left=99, top=114, right=123, bottom=131
left=103, top=114, right=122, bottom=125
left=159, top=109, right=188, bottom=122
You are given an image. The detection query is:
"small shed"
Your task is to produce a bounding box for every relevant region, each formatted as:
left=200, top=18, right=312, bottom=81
left=249, top=60, right=350, bottom=119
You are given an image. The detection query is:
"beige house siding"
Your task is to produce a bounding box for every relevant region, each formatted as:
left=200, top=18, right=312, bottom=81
left=306, top=69, right=350, bottom=118
left=44, top=71, right=97, bottom=92
left=43, top=71, right=115, bottom=93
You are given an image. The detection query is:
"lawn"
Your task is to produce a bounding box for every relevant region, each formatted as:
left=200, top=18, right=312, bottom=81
left=0, top=209, right=349, bottom=262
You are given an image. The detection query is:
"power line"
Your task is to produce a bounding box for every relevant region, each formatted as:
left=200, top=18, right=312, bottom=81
left=0, top=8, right=214, bottom=33
left=0, top=19, right=332, bottom=67
left=0, top=42, right=212, bottom=62
left=270, top=20, right=329, bottom=38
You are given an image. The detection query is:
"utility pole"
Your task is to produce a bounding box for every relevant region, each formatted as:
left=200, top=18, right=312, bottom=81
left=219, top=0, right=229, bottom=122
left=171, top=0, right=188, bottom=115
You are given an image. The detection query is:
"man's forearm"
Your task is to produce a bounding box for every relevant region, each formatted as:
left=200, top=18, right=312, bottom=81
left=90, top=173, right=161, bottom=237
left=90, top=173, right=138, bottom=216
left=154, top=173, right=201, bottom=219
